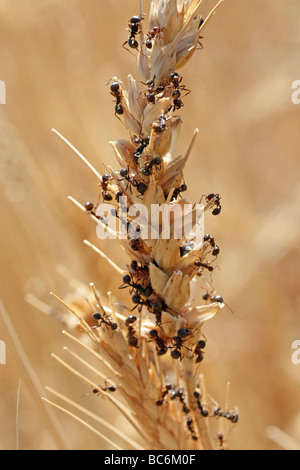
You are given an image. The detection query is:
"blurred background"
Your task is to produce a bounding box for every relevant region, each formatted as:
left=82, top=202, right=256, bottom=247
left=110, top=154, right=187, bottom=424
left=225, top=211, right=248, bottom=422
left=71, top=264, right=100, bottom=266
left=0, top=0, right=300, bottom=450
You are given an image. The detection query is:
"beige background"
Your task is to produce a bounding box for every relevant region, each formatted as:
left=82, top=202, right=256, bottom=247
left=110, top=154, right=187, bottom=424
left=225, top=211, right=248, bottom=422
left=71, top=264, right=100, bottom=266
left=0, top=0, right=300, bottom=450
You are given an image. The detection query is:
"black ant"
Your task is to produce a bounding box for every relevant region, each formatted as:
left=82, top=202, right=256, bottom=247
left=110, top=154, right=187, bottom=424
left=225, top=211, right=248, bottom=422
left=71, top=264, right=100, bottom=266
left=212, top=245, right=220, bottom=257
left=126, top=293, right=149, bottom=313
left=148, top=329, right=168, bottom=356
left=216, top=433, right=226, bottom=451
left=194, top=339, right=206, bottom=364
left=170, top=328, right=194, bottom=360
left=142, top=77, right=165, bottom=104
left=155, top=384, right=174, bottom=406
left=171, top=183, right=187, bottom=201
left=202, top=193, right=222, bottom=216
left=95, top=380, right=117, bottom=394
left=168, top=72, right=191, bottom=103
left=123, top=15, right=144, bottom=51
left=203, top=291, right=234, bottom=314
left=132, top=136, right=150, bottom=161
left=102, top=384, right=117, bottom=393
left=186, top=417, right=198, bottom=441
left=194, top=391, right=209, bottom=417
left=203, top=234, right=220, bottom=257
left=143, top=78, right=157, bottom=104
left=82, top=382, right=116, bottom=399
left=100, top=173, right=114, bottom=201
left=149, top=301, right=166, bottom=325
left=110, top=81, right=124, bottom=116
left=92, top=312, right=118, bottom=331
left=152, top=114, right=169, bottom=135
left=195, top=260, right=214, bottom=273
left=144, top=26, right=165, bottom=49
left=213, top=407, right=239, bottom=424
left=172, top=388, right=190, bottom=414
left=203, top=292, right=224, bottom=304
left=119, top=168, right=148, bottom=195
left=120, top=274, right=153, bottom=299
left=141, top=156, right=162, bottom=176
left=125, top=315, right=139, bottom=348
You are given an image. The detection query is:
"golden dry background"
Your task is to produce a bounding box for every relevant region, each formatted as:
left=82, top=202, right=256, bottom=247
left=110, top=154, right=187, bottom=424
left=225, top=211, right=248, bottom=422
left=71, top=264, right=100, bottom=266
left=0, top=0, right=300, bottom=450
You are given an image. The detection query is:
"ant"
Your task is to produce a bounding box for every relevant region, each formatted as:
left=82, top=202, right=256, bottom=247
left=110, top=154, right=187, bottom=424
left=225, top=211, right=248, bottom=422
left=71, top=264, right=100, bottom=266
left=202, top=193, right=222, bottom=216
left=100, top=173, right=114, bottom=202
left=102, top=383, right=117, bottom=393
left=213, top=407, right=239, bottom=424
left=148, top=329, right=168, bottom=356
left=194, top=339, right=206, bottom=364
left=203, top=290, right=234, bottom=314
left=170, top=183, right=188, bottom=201
left=119, top=168, right=148, bottom=195
left=168, top=72, right=191, bottom=105
left=144, top=26, right=165, bottom=49
left=194, top=391, right=209, bottom=417
left=216, top=433, right=226, bottom=450
left=152, top=114, right=169, bottom=135
left=186, top=417, right=198, bottom=441
left=203, top=292, right=224, bottom=304
left=127, top=293, right=150, bottom=313
left=142, top=77, right=165, bottom=104
left=94, top=380, right=117, bottom=394
left=120, top=274, right=153, bottom=299
left=203, top=234, right=220, bottom=257
left=123, top=15, right=144, bottom=51
left=155, top=384, right=175, bottom=406
left=149, top=300, right=166, bottom=325
left=141, top=156, right=162, bottom=176
left=172, top=388, right=190, bottom=414
left=110, top=81, right=124, bottom=116
left=92, top=312, right=118, bottom=331
left=132, top=136, right=150, bottom=161
left=170, top=328, right=194, bottom=360
left=82, top=382, right=116, bottom=399
left=125, top=315, right=139, bottom=348
left=212, top=245, right=220, bottom=257
left=195, top=260, right=214, bottom=273
left=144, top=78, right=157, bottom=104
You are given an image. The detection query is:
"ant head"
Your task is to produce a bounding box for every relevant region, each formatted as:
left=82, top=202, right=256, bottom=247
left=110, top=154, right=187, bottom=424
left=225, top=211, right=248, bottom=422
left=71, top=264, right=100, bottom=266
left=84, top=202, right=94, bottom=212
left=149, top=329, right=158, bottom=338
left=93, top=313, right=102, bottom=321
left=110, top=81, right=120, bottom=93
left=130, top=15, right=143, bottom=24
left=125, top=315, right=137, bottom=326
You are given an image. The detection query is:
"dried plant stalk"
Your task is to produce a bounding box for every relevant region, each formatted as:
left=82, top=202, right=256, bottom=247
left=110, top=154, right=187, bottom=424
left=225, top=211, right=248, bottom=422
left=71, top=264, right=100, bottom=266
left=49, top=0, right=239, bottom=451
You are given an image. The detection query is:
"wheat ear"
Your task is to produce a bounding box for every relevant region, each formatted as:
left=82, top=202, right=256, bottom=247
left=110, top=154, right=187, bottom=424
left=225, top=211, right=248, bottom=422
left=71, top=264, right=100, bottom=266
left=47, top=0, right=239, bottom=451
